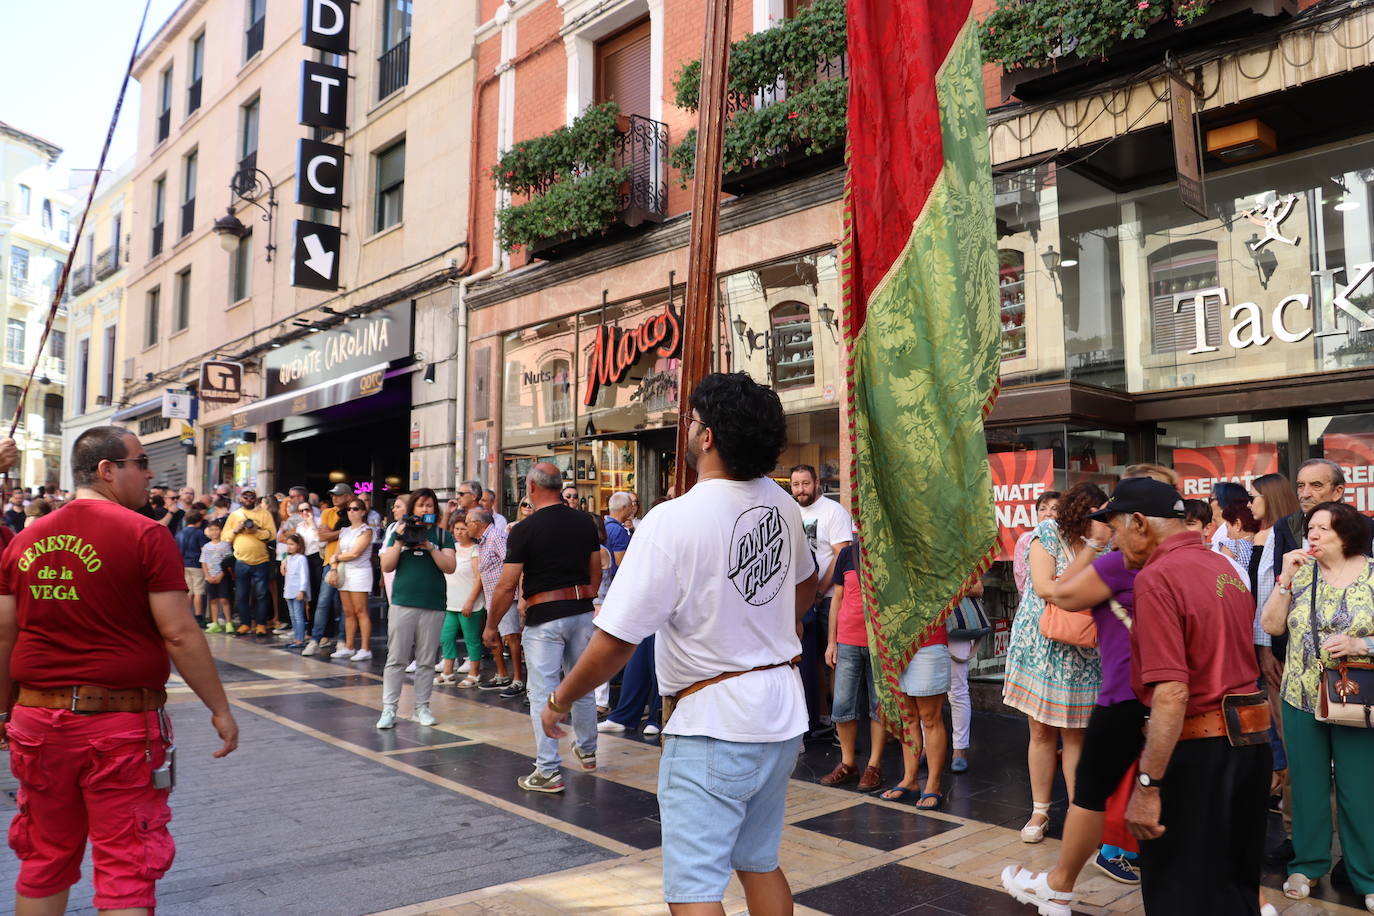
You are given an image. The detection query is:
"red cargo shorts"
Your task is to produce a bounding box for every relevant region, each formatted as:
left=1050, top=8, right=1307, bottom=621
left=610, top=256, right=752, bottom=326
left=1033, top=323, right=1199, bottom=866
left=6, top=705, right=174, bottom=910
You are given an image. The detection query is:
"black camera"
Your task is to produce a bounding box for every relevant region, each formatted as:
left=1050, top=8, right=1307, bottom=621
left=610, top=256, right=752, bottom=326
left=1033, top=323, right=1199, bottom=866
left=241, top=518, right=256, bottom=531
left=400, top=513, right=436, bottom=549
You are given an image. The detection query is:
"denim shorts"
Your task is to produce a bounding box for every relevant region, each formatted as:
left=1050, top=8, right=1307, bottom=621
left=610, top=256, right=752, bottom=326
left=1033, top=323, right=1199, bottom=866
left=899, top=643, right=951, bottom=697
left=832, top=643, right=879, bottom=722
left=658, top=733, right=802, bottom=904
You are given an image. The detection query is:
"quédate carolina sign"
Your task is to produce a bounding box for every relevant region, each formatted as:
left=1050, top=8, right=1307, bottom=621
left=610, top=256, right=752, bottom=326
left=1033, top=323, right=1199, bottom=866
left=264, top=301, right=412, bottom=397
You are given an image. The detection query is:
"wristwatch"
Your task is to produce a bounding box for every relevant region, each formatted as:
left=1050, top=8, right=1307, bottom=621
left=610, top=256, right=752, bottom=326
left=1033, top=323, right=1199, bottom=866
left=1137, top=772, right=1163, bottom=789
left=1276, top=582, right=1292, bottom=595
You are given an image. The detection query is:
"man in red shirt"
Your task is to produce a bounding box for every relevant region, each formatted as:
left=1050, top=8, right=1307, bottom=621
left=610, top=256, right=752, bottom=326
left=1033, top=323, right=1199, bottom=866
left=0, top=426, right=238, bottom=915
left=1094, top=477, right=1270, bottom=916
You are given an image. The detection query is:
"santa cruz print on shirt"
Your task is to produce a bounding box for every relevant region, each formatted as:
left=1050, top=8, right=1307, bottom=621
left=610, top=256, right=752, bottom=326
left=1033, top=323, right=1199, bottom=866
left=728, top=505, right=791, bottom=606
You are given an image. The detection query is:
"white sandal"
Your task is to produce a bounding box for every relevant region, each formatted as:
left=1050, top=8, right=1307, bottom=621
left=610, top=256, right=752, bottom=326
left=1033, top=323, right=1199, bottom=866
left=1364, top=892, right=1373, bottom=913
left=1020, top=801, right=1052, bottom=844
left=1000, top=865, right=1075, bottom=916
left=1282, top=873, right=1312, bottom=899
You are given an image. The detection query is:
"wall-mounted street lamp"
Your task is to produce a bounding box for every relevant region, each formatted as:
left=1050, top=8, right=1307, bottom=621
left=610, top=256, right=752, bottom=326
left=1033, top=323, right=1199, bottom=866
left=212, top=167, right=278, bottom=261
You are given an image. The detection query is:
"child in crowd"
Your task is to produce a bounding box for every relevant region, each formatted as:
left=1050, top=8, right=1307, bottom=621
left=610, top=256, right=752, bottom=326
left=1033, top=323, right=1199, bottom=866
left=201, top=519, right=235, bottom=633
left=282, top=533, right=311, bottom=648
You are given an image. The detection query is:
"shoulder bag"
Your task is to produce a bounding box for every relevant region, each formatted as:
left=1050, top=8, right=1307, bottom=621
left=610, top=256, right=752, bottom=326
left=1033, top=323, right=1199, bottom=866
left=948, top=595, right=992, bottom=641
left=1309, top=571, right=1374, bottom=728
left=1037, top=530, right=1099, bottom=648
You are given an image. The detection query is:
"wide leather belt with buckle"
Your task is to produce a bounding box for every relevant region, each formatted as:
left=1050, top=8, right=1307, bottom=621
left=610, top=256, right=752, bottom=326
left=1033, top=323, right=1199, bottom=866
left=1178, top=693, right=1269, bottom=746
left=524, top=585, right=595, bottom=607
left=16, top=685, right=167, bottom=714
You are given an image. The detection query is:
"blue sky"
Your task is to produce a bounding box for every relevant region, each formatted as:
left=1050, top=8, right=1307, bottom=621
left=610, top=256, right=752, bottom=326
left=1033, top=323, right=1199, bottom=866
left=1, top=0, right=183, bottom=181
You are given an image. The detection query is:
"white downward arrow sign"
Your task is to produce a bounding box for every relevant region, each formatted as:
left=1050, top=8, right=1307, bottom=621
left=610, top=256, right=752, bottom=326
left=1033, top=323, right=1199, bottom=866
left=302, top=234, right=335, bottom=277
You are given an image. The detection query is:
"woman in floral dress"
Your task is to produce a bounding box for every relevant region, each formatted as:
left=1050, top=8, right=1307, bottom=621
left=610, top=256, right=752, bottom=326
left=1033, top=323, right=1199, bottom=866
left=1003, top=482, right=1105, bottom=843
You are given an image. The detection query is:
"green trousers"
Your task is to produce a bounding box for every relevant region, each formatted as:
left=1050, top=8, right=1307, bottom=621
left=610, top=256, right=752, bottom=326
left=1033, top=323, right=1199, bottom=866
left=442, top=608, right=486, bottom=664
left=1281, top=700, right=1374, bottom=894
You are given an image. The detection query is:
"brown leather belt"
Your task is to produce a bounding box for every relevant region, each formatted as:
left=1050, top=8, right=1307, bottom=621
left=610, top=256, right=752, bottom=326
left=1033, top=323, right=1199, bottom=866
left=672, top=657, right=803, bottom=704
left=1178, top=697, right=1270, bottom=742
left=17, top=685, right=167, bottom=714
left=525, top=585, right=595, bottom=607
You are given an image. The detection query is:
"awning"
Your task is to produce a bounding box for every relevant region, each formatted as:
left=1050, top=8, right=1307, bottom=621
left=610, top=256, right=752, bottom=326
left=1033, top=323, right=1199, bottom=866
left=112, top=396, right=162, bottom=421
left=230, top=362, right=388, bottom=430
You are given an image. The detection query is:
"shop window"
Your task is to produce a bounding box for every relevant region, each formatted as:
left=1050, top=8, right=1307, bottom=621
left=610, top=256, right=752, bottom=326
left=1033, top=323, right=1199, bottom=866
left=999, top=250, right=1026, bottom=359
left=1310, top=409, right=1374, bottom=516
left=768, top=301, right=815, bottom=391
left=1148, top=240, right=1221, bottom=354
left=541, top=357, right=573, bottom=426
left=596, top=19, right=651, bottom=119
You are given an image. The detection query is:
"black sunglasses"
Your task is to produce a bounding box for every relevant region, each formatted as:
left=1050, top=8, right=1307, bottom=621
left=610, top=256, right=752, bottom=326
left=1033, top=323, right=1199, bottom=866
left=105, top=456, right=150, bottom=470
left=520, top=501, right=532, bottom=509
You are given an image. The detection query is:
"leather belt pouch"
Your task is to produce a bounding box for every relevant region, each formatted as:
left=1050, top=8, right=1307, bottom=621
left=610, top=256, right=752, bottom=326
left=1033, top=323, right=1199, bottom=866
left=1222, top=693, right=1270, bottom=747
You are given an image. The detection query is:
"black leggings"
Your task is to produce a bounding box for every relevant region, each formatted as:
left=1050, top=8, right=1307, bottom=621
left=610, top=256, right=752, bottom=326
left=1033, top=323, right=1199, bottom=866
left=1071, top=699, right=1148, bottom=811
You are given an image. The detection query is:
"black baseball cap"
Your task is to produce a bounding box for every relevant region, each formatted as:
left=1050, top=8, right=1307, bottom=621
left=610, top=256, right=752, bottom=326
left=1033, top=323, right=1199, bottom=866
left=1088, top=478, right=1186, bottom=521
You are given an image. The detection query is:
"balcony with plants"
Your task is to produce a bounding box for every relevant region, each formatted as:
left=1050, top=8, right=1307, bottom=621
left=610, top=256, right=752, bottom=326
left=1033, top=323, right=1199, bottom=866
left=982, top=0, right=1298, bottom=101
left=494, top=102, right=669, bottom=260
left=669, top=0, right=847, bottom=196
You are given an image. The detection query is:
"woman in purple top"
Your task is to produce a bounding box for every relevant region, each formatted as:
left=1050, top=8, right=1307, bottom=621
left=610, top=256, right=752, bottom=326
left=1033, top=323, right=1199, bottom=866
left=1002, top=520, right=1145, bottom=916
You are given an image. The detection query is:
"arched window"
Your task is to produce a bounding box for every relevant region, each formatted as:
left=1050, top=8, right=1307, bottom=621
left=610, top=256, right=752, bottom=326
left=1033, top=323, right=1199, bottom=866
left=1147, top=240, right=1220, bottom=354
left=541, top=356, right=572, bottom=424
left=768, top=301, right=814, bottom=391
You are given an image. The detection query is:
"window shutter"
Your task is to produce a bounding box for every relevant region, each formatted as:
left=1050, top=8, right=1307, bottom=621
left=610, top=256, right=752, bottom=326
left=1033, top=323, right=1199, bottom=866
left=597, top=20, right=651, bottom=118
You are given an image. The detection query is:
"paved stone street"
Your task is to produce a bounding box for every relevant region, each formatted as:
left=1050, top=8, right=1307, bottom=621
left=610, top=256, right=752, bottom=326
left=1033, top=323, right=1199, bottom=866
left=0, top=634, right=1365, bottom=915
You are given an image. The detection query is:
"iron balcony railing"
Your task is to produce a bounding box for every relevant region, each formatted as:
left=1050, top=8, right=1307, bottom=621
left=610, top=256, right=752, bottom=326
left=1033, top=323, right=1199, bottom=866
left=150, top=223, right=164, bottom=257
left=180, top=198, right=195, bottom=238
left=378, top=36, right=410, bottom=100
left=70, top=264, right=95, bottom=297
left=157, top=109, right=170, bottom=143
left=613, top=114, right=669, bottom=227
left=187, top=78, right=202, bottom=115
left=725, top=52, right=848, bottom=115
left=245, top=16, right=265, bottom=60
left=95, top=246, right=118, bottom=280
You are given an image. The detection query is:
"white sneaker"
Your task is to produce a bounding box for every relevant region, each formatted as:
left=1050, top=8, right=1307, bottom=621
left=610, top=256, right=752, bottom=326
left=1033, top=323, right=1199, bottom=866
left=597, top=719, right=626, bottom=733
left=414, top=704, right=437, bottom=727
left=376, top=706, right=397, bottom=729
left=331, top=645, right=354, bottom=658
left=405, top=660, right=418, bottom=674
left=351, top=649, right=373, bottom=662
left=301, top=640, right=319, bottom=657
left=457, top=660, right=470, bottom=674
left=643, top=723, right=661, bottom=736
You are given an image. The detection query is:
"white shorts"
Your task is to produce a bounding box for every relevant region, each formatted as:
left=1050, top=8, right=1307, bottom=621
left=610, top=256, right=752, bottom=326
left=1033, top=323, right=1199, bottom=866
left=338, top=563, right=374, bottom=594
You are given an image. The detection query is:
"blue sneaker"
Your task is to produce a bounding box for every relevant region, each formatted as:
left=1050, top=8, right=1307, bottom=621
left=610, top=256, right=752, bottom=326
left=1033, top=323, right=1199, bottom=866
left=1094, top=852, right=1140, bottom=885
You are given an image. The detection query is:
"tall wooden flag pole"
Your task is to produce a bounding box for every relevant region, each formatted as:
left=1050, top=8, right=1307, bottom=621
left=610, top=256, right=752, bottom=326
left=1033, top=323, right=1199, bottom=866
left=674, top=0, right=734, bottom=496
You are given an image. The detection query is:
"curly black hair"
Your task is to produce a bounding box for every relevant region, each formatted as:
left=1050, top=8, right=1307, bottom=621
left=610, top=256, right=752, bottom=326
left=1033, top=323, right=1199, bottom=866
left=690, top=372, right=787, bottom=481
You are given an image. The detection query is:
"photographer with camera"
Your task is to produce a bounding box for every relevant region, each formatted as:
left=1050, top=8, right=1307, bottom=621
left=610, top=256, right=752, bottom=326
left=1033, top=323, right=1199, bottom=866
left=221, top=488, right=278, bottom=636
left=376, top=487, right=457, bottom=729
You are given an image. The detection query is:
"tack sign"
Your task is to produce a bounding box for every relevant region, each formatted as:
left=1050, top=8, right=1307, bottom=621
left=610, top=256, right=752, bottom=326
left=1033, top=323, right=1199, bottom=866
left=293, top=0, right=351, bottom=291
left=292, top=221, right=342, bottom=291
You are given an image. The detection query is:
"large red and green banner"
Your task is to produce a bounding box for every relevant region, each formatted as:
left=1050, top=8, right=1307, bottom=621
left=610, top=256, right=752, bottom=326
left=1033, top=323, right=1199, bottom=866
left=844, top=0, right=1000, bottom=739
left=1172, top=444, right=1279, bottom=499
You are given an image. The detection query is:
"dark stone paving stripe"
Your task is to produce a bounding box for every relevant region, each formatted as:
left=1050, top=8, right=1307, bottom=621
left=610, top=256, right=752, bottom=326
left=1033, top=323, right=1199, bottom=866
left=408, top=742, right=663, bottom=850
left=172, top=656, right=276, bottom=684
left=792, top=802, right=963, bottom=851
left=242, top=691, right=466, bottom=751
left=796, top=862, right=1092, bottom=915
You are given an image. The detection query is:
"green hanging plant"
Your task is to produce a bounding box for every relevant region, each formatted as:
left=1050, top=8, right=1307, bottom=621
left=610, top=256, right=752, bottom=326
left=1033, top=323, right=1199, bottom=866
left=669, top=0, right=848, bottom=185
left=980, top=0, right=1215, bottom=71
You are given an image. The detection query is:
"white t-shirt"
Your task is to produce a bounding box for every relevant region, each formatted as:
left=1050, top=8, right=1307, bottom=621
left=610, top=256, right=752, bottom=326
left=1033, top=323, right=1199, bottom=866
left=798, top=494, right=853, bottom=596
left=444, top=543, right=483, bottom=611
left=595, top=476, right=811, bottom=743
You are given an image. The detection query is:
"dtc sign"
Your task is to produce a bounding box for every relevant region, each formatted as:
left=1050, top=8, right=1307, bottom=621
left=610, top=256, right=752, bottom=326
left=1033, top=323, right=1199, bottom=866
left=292, top=0, right=351, bottom=291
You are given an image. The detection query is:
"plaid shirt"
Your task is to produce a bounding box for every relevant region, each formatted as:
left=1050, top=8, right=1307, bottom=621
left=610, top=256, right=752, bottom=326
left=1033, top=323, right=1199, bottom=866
left=476, top=526, right=509, bottom=608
